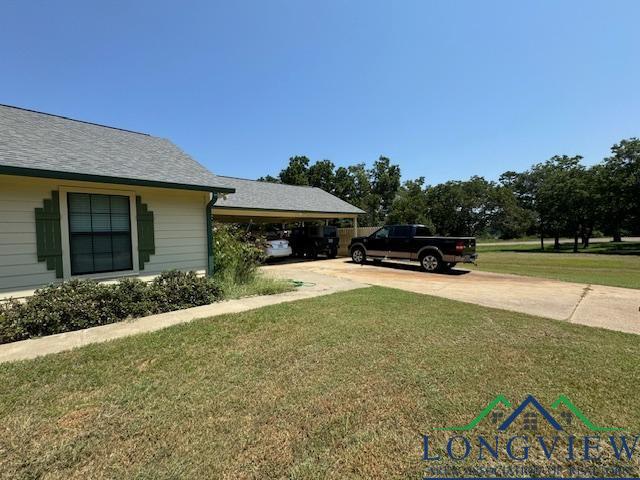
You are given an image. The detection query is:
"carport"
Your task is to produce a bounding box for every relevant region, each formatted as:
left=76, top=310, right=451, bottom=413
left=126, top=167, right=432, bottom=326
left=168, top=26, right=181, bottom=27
left=211, top=176, right=364, bottom=229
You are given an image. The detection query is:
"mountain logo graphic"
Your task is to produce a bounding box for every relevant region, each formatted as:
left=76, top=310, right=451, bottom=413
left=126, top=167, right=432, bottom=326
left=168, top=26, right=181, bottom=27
left=437, top=394, right=624, bottom=432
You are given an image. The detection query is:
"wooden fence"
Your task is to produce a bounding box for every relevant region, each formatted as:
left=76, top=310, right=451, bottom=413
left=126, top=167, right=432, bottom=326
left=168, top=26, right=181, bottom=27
left=337, top=226, right=380, bottom=256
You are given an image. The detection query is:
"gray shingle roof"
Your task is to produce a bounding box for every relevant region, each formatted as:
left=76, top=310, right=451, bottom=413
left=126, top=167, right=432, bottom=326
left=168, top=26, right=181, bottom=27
left=0, top=104, right=364, bottom=215
left=0, top=104, right=233, bottom=193
left=214, top=176, right=365, bottom=215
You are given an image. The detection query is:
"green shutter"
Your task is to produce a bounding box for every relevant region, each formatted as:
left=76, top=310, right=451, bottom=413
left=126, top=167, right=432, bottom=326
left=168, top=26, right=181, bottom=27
left=35, top=191, right=63, bottom=278
left=136, top=196, right=155, bottom=270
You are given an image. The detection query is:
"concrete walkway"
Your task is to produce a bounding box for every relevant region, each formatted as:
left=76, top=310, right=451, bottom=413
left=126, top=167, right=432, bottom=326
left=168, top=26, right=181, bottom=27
left=0, top=271, right=367, bottom=363
left=262, top=258, right=640, bottom=335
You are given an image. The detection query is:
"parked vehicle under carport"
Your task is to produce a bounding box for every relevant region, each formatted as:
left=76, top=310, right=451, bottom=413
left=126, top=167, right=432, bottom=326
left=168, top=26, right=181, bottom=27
left=289, top=225, right=339, bottom=259
left=263, top=231, right=292, bottom=260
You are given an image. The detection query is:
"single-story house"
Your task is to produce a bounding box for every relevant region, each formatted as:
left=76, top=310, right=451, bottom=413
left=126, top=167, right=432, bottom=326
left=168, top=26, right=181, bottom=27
left=0, top=105, right=363, bottom=299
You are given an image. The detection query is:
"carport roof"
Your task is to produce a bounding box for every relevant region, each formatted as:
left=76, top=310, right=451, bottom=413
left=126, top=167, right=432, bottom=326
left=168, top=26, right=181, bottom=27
left=214, top=176, right=365, bottom=215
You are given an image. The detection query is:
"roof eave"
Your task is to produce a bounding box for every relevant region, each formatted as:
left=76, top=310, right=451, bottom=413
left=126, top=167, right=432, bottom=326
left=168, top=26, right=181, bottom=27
left=0, top=165, right=235, bottom=194
left=214, top=204, right=364, bottom=215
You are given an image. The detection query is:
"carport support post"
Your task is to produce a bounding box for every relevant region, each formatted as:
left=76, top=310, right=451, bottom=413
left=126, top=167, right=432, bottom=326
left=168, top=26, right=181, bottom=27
left=206, top=192, right=218, bottom=277
left=353, top=216, right=358, bottom=237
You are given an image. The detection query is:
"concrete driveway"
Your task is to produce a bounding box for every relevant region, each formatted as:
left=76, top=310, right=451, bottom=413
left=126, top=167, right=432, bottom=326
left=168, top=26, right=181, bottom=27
left=262, top=258, right=640, bottom=335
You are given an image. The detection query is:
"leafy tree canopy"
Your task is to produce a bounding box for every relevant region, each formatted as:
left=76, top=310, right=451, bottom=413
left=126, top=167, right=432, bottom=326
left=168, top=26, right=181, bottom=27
left=257, top=138, right=639, bottom=241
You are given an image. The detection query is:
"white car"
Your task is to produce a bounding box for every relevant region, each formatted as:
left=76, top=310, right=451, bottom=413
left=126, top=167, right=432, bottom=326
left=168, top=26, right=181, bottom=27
left=265, top=238, right=292, bottom=259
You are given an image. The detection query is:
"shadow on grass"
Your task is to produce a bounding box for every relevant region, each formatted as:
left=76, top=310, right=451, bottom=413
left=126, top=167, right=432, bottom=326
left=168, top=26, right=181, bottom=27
left=482, top=242, right=640, bottom=256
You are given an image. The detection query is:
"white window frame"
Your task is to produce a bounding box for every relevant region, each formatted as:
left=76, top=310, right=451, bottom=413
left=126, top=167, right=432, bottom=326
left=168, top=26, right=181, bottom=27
left=59, top=185, right=140, bottom=281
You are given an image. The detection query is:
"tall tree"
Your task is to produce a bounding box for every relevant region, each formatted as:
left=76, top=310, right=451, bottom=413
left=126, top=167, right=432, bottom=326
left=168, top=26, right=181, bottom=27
left=529, top=155, right=586, bottom=250
left=307, top=159, right=336, bottom=192
left=368, top=156, right=401, bottom=225
left=424, top=181, right=466, bottom=235
left=279, top=156, right=310, bottom=185
left=347, top=163, right=376, bottom=226
left=333, top=166, right=357, bottom=204
left=388, top=177, right=433, bottom=227
left=500, top=170, right=543, bottom=246
left=576, top=167, right=600, bottom=248
left=598, top=138, right=640, bottom=241
left=489, top=185, right=536, bottom=239
left=424, top=176, right=533, bottom=238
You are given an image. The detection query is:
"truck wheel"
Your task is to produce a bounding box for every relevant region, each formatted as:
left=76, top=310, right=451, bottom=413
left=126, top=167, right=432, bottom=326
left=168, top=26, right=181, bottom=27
left=420, top=252, right=442, bottom=273
left=351, top=246, right=366, bottom=264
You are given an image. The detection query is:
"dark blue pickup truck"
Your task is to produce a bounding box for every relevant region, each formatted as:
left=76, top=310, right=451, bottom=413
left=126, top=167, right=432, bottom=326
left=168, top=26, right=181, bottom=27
left=348, top=224, right=477, bottom=272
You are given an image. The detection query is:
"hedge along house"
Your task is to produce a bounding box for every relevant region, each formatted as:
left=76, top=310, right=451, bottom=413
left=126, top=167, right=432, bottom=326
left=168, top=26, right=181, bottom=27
left=0, top=105, right=234, bottom=299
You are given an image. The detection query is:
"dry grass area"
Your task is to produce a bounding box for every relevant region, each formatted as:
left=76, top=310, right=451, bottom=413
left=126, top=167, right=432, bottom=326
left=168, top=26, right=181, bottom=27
left=220, top=274, right=294, bottom=299
left=0, top=287, right=638, bottom=479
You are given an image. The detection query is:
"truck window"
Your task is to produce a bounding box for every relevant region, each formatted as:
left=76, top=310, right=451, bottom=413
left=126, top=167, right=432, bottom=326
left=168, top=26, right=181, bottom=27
left=390, top=225, right=412, bottom=237
left=415, top=226, right=432, bottom=236
left=372, top=227, right=391, bottom=239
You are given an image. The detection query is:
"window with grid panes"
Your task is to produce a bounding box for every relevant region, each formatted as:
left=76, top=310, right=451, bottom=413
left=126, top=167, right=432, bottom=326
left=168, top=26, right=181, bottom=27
left=67, top=193, right=132, bottom=275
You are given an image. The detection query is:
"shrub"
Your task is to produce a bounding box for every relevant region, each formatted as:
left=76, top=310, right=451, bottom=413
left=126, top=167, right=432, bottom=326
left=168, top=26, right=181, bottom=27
left=0, top=299, right=27, bottom=344
left=11, top=280, right=111, bottom=337
left=107, top=278, right=156, bottom=319
left=0, top=271, right=222, bottom=345
left=149, top=270, right=221, bottom=312
left=213, top=223, right=266, bottom=285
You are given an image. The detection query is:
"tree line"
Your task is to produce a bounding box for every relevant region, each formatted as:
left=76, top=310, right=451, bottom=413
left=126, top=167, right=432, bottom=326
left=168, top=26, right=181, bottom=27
left=258, top=138, right=639, bottom=249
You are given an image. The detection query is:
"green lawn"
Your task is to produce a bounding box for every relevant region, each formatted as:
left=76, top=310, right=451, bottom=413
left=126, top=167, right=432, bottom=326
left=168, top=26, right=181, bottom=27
left=1, top=287, right=638, bottom=479
left=468, top=242, right=640, bottom=289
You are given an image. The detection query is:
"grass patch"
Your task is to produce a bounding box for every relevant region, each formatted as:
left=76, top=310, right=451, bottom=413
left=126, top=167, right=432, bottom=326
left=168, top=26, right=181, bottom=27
left=470, top=242, right=640, bottom=289
left=218, top=273, right=294, bottom=299
left=0, top=287, right=638, bottom=478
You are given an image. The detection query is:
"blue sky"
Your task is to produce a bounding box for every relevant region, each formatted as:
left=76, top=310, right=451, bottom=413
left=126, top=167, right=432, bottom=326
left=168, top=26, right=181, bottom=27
left=2, top=1, right=638, bottom=184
